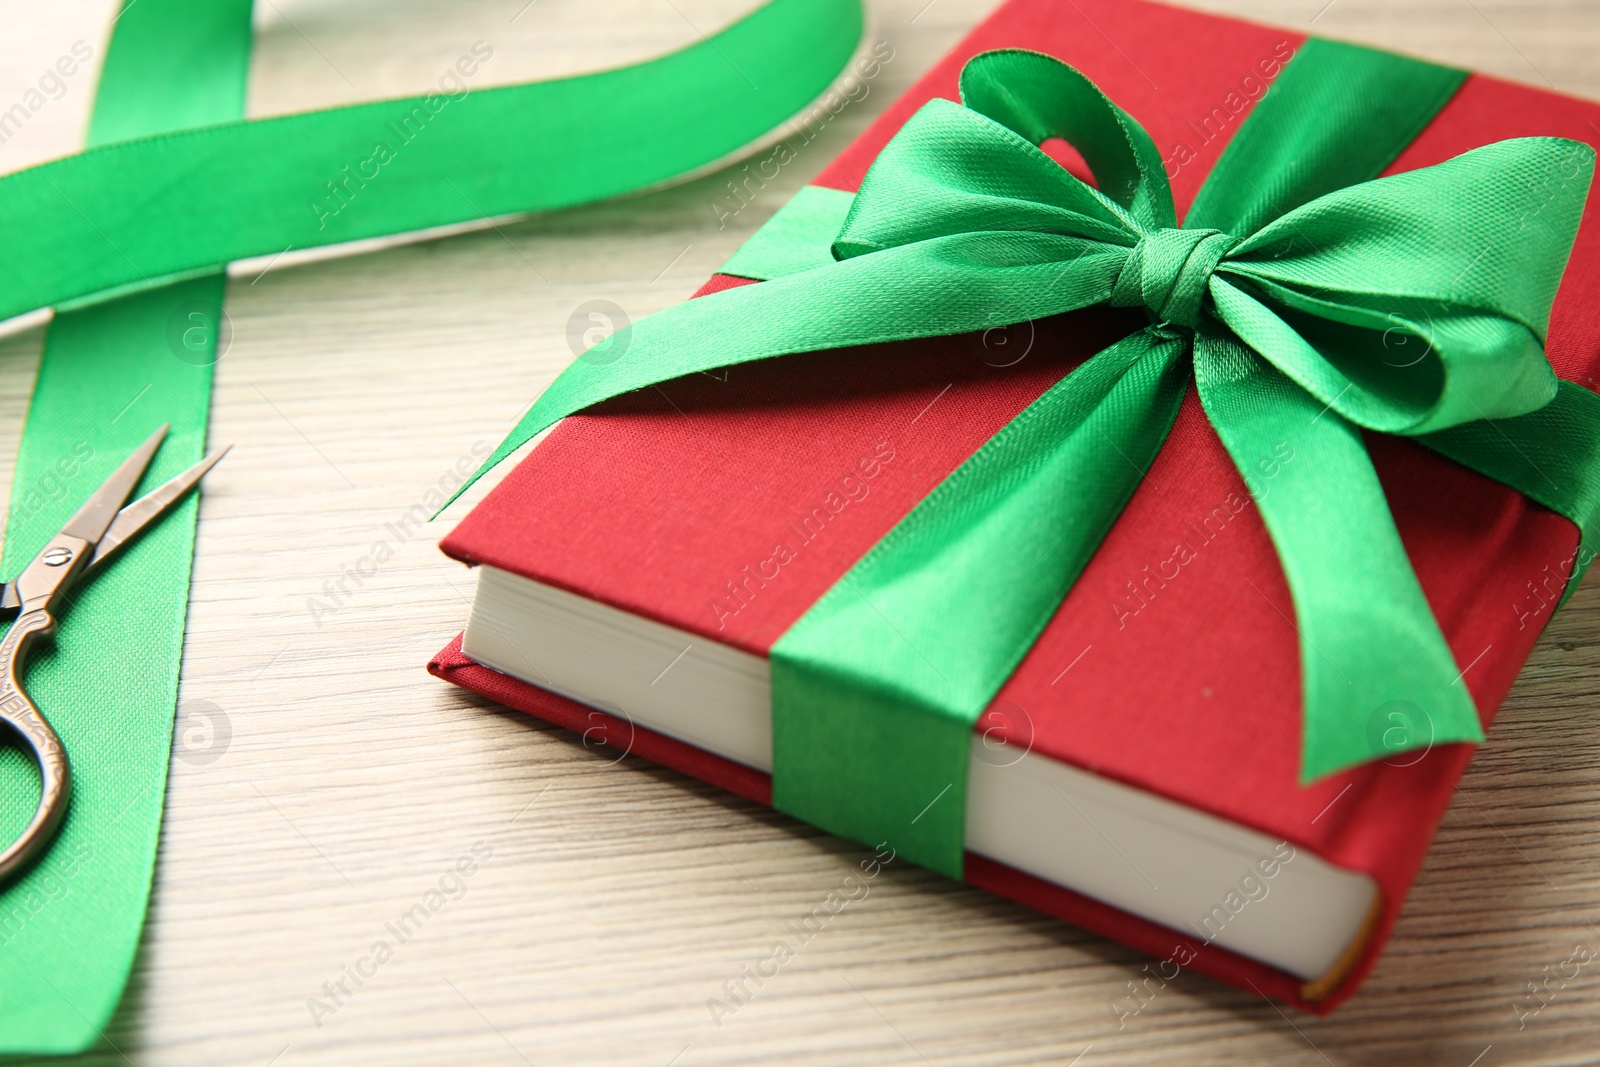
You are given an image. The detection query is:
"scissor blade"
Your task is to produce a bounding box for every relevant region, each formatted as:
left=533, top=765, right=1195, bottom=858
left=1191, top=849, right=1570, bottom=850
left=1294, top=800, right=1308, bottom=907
left=86, top=445, right=230, bottom=571
left=59, top=424, right=169, bottom=546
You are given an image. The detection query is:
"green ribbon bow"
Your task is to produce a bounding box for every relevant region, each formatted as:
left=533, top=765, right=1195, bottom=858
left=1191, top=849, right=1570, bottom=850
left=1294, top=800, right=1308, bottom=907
left=467, top=42, right=1600, bottom=878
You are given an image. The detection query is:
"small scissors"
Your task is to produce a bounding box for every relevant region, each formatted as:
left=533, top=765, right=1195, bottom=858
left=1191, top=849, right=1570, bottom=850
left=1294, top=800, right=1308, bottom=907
left=0, top=424, right=227, bottom=882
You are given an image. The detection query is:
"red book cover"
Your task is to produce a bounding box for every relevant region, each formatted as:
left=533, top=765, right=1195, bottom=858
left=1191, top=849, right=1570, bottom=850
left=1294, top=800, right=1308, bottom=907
left=430, top=0, right=1600, bottom=1012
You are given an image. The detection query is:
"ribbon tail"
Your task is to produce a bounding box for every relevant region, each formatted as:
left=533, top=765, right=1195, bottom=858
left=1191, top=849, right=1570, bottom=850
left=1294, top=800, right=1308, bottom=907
left=1192, top=330, right=1484, bottom=781
left=449, top=233, right=1126, bottom=509
left=771, top=327, right=1189, bottom=877
left=1417, top=380, right=1600, bottom=606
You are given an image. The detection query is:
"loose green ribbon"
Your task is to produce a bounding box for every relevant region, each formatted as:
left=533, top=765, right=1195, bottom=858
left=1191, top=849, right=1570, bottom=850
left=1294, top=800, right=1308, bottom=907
left=0, top=0, right=253, bottom=1054
left=0, top=0, right=864, bottom=1053
left=465, top=42, right=1600, bottom=878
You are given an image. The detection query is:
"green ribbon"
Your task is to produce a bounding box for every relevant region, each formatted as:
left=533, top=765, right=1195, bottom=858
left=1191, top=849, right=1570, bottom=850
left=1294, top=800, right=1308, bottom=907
left=0, top=0, right=865, bottom=1053
left=0, top=0, right=253, bottom=1053
left=465, top=41, right=1600, bottom=878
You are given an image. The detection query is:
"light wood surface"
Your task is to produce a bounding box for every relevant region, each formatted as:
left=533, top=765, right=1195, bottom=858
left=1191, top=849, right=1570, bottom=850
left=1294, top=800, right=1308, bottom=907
left=2, top=1, right=1599, bottom=1063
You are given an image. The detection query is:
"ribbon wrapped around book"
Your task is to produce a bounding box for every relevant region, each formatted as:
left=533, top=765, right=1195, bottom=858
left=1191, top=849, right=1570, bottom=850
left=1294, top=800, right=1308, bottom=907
left=460, top=42, right=1600, bottom=879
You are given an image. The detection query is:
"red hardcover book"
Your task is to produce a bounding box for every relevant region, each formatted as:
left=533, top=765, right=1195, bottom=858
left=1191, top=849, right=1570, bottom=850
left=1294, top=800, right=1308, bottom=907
left=431, top=0, right=1600, bottom=1012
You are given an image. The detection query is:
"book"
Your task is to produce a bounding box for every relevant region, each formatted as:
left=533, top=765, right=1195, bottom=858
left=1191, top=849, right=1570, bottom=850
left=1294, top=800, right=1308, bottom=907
left=431, top=0, right=1600, bottom=1012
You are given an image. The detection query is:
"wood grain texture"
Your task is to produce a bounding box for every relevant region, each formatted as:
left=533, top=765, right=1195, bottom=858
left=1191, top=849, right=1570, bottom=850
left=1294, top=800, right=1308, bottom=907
left=1, top=0, right=1597, bottom=1063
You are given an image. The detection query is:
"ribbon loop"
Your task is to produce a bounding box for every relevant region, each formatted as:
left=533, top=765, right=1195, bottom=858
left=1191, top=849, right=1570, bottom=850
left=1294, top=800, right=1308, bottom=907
left=959, top=49, right=1175, bottom=229
left=831, top=98, right=1140, bottom=261
left=1111, top=227, right=1234, bottom=329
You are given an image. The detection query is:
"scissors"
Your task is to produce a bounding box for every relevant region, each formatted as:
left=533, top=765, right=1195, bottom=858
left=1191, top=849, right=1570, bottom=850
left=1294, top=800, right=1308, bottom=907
left=0, top=424, right=227, bottom=883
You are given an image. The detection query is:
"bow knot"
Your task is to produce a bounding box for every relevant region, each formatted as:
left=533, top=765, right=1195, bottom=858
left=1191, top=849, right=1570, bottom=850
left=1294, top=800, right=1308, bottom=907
left=1110, top=227, right=1234, bottom=330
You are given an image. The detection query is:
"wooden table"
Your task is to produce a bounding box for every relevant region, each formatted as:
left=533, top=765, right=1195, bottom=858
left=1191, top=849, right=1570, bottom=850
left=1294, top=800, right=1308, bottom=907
left=2, top=1, right=1598, bottom=1063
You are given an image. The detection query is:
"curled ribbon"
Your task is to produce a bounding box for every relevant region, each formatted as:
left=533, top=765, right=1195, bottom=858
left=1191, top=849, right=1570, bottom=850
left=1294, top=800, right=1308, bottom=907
left=472, top=44, right=1600, bottom=877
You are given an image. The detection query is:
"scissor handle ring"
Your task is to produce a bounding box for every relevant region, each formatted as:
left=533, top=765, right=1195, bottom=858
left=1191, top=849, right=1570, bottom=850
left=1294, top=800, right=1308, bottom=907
left=0, top=609, right=71, bottom=883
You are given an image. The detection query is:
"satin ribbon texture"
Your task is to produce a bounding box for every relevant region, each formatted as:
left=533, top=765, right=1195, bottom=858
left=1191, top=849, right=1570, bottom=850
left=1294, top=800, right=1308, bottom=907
left=0, top=0, right=866, bottom=1053
left=468, top=44, right=1600, bottom=878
